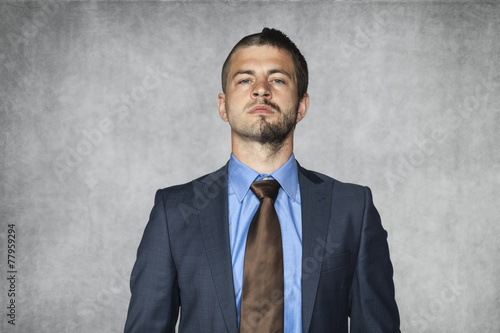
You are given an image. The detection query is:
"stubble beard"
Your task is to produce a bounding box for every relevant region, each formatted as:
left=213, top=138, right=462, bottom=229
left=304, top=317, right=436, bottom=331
left=231, top=99, right=299, bottom=153
left=256, top=110, right=297, bottom=152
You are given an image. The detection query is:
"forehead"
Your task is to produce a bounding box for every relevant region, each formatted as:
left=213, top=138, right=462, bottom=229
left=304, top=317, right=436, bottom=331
left=229, top=45, right=295, bottom=76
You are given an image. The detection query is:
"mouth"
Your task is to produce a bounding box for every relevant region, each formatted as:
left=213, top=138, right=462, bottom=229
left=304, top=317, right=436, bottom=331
left=248, top=104, right=276, bottom=115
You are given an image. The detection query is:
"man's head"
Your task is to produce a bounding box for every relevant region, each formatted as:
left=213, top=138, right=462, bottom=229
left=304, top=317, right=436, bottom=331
left=218, top=28, right=309, bottom=154
left=221, top=28, right=308, bottom=100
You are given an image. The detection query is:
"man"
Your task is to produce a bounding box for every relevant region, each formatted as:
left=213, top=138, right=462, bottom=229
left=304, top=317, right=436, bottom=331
left=125, top=28, right=400, bottom=333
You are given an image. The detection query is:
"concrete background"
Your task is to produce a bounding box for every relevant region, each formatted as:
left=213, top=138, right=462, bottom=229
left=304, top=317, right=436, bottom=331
left=0, top=1, right=499, bottom=332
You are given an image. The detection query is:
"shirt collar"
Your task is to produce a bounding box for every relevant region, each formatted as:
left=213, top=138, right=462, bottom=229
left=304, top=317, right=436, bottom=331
left=228, top=153, right=300, bottom=203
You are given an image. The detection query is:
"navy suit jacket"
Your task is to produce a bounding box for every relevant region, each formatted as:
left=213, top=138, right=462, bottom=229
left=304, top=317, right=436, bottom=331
left=124, top=163, right=400, bottom=332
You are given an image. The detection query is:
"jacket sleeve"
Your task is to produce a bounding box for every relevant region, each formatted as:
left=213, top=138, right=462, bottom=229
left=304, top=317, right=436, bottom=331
left=348, top=187, right=400, bottom=332
left=124, top=190, right=180, bottom=333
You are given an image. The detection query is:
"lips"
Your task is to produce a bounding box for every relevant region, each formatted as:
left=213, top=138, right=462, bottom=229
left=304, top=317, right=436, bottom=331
left=248, top=104, right=275, bottom=115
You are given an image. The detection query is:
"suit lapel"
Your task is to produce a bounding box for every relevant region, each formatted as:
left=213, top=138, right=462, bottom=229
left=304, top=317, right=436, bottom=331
left=299, top=166, right=333, bottom=333
left=196, top=165, right=238, bottom=333
left=194, top=164, right=333, bottom=332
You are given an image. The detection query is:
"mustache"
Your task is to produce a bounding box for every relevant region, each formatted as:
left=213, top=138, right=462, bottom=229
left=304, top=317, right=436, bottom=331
left=247, top=98, right=281, bottom=113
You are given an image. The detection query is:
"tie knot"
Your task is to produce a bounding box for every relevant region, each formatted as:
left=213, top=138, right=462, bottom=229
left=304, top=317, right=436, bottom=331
left=250, top=180, right=281, bottom=201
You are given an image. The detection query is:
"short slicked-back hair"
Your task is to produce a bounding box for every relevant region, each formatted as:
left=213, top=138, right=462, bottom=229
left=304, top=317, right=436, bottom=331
left=221, top=28, right=308, bottom=100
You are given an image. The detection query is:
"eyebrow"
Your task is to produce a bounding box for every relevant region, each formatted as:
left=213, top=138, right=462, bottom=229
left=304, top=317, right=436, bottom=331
left=232, top=69, right=293, bottom=80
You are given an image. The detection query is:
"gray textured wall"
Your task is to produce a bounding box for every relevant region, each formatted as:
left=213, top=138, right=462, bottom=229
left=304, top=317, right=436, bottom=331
left=0, top=1, right=499, bottom=332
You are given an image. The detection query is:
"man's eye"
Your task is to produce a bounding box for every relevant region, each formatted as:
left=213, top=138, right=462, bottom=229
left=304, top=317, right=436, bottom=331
left=272, top=79, right=285, bottom=84
left=239, top=79, right=251, bottom=84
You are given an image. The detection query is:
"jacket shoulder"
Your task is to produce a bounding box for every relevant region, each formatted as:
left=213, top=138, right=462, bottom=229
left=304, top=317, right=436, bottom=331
left=156, top=164, right=228, bottom=199
left=299, top=165, right=367, bottom=194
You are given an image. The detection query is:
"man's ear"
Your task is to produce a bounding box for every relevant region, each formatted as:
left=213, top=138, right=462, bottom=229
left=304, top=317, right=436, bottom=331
left=218, top=93, right=228, bottom=122
left=296, top=93, right=309, bottom=123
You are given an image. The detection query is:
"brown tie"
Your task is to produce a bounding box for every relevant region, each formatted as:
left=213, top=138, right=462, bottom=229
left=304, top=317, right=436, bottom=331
left=240, top=180, right=284, bottom=333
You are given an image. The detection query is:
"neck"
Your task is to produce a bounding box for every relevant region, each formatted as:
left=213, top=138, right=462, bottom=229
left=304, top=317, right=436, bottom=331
left=231, top=131, right=294, bottom=174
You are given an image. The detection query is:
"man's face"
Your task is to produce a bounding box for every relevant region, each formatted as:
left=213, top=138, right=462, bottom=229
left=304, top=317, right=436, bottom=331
left=218, top=45, right=308, bottom=147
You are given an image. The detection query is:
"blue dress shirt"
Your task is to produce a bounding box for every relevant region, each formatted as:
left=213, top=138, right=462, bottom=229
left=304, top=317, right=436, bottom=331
left=228, top=153, right=302, bottom=332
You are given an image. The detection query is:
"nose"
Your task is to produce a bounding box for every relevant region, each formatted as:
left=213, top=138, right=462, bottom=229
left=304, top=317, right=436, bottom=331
left=251, top=79, right=271, bottom=99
